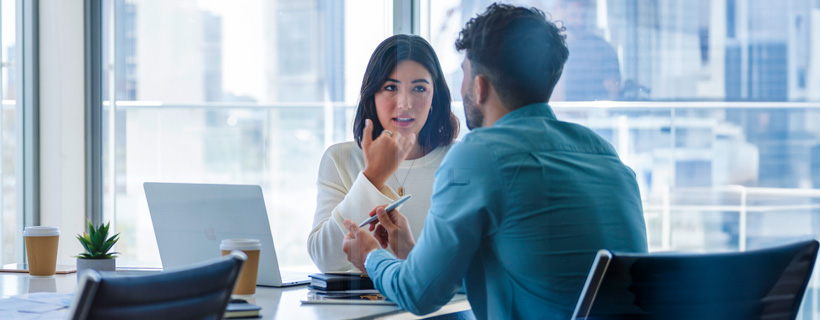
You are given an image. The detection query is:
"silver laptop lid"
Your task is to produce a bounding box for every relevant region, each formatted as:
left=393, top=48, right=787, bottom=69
left=144, top=182, right=283, bottom=286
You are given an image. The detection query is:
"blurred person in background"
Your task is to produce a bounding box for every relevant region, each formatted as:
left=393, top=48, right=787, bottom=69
left=553, top=0, right=622, bottom=101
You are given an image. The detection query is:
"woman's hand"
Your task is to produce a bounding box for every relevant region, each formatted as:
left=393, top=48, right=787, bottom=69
left=361, top=119, right=416, bottom=189
left=367, top=206, right=415, bottom=260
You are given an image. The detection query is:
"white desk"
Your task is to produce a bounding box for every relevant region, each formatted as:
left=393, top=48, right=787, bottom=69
left=0, top=272, right=471, bottom=319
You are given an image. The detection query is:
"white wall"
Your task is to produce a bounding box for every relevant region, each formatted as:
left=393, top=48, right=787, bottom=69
left=38, top=0, right=84, bottom=265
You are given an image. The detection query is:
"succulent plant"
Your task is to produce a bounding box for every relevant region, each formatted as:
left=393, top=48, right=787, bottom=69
left=76, top=221, right=120, bottom=259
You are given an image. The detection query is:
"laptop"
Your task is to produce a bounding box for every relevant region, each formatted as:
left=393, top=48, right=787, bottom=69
left=144, top=182, right=310, bottom=287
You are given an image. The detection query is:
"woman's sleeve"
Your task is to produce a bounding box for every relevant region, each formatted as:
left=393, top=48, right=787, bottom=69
left=307, top=147, right=399, bottom=272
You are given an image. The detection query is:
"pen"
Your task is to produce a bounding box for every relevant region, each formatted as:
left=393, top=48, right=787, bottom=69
left=358, top=194, right=412, bottom=227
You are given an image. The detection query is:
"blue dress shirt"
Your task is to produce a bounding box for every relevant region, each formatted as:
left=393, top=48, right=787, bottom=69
left=365, top=103, right=648, bottom=319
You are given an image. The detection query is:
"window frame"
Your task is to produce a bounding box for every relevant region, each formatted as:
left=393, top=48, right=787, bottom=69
left=17, top=0, right=40, bottom=263
left=85, top=0, right=104, bottom=226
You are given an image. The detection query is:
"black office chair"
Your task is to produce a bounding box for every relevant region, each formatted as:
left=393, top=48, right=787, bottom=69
left=69, top=251, right=246, bottom=320
left=573, top=239, right=819, bottom=320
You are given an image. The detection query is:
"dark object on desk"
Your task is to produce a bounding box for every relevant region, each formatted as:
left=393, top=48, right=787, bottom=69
left=68, top=251, right=246, bottom=320
left=309, top=273, right=374, bottom=291
left=225, top=299, right=262, bottom=319
left=309, top=286, right=379, bottom=295
left=572, top=239, right=819, bottom=320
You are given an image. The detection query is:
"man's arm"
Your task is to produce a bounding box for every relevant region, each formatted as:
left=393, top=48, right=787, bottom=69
left=365, top=140, right=502, bottom=315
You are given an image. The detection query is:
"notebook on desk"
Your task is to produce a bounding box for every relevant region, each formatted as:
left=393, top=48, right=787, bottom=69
left=144, top=182, right=310, bottom=287
left=309, top=273, right=374, bottom=291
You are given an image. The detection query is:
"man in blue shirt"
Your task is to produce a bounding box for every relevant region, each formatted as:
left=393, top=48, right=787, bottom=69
left=342, top=4, right=648, bottom=319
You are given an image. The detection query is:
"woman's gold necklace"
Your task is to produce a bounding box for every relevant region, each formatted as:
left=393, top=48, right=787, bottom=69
left=393, top=159, right=416, bottom=196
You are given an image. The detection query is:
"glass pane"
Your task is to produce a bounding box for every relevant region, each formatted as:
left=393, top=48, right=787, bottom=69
left=429, top=0, right=820, bottom=103
left=103, top=0, right=390, bottom=268
left=1, top=0, right=18, bottom=265
left=430, top=1, right=820, bottom=316
left=430, top=0, right=820, bottom=248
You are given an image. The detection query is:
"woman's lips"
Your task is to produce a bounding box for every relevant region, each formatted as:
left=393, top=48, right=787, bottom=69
left=392, top=117, right=415, bottom=127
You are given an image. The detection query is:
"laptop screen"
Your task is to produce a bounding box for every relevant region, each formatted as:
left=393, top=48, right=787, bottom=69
left=144, top=182, right=285, bottom=286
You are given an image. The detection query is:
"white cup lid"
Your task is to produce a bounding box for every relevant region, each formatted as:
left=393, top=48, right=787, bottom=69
left=220, top=239, right=261, bottom=251
left=23, top=226, right=60, bottom=237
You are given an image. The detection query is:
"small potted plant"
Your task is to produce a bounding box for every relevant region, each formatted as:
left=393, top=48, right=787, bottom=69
left=76, top=220, right=120, bottom=274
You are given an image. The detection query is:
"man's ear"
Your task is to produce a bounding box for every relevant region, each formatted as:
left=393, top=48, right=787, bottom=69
left=474, top=75, right=490, bottom=104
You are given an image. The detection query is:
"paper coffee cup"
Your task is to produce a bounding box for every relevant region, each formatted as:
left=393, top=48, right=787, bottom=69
left=24, top=227, right=60, bottom=277
left=221, top=239, right=261, bottom=295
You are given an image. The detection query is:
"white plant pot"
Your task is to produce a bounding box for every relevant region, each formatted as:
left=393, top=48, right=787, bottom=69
left=76, top=258, right=116, bottom=277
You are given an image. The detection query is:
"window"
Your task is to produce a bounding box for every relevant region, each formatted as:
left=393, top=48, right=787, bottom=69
left=428, top=0, right=820, bottom=315
left=0, top=0, right=19, bottom=265
left=429, top=0, right=820, bottom=248
left=97, top=0, right=820, bottom=314
left=101, top=0, right=391, bottom=268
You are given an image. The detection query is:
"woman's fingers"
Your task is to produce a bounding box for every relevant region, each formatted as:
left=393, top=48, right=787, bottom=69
left=362, top=119, right=374, bottom=150
left=397, top=133, right=416, bottom=161
left=362, top=124, right=417, bottom=189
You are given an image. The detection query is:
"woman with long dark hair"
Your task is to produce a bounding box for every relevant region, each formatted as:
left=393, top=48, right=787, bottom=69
left=308, top=35, right=459, bottom=272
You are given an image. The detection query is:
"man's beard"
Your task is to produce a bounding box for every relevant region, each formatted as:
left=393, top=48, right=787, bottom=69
left=463, top=87, right=484, bottom=130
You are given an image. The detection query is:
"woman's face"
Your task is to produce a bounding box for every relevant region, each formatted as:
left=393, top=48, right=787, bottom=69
left=374, top=60, right=434, bottom=138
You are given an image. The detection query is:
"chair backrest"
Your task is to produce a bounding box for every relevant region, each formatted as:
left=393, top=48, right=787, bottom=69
left=69, top=251, right=246, bottom=320
left=572, top=240, right=820, bottom=320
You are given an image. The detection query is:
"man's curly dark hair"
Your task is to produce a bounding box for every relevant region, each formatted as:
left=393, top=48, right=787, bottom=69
left=456, top=3, right=569, bottom=109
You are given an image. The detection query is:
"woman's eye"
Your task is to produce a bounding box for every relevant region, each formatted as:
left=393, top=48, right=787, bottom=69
left=384, top=85, right=397, bottom=91
left=413, top=86, right=427, bottom=93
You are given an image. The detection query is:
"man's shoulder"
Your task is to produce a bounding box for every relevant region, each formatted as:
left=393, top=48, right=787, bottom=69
left=439, top=132, right=499, bottom=167
left=459, top=126, right=518, bottom=146
left=547, top=120, right=619, bottom=154
left=475, top=118, right=618, bottom=156
left=452, top=129, right=509, bottom=153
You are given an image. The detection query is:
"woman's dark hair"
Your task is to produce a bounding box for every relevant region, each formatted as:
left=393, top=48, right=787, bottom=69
left=353, top=34, right=459, bottom=151
left=455, top=4, right=569, bottom=109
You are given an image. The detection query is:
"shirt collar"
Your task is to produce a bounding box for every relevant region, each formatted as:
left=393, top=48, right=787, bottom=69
left=494, top=102, right=557, bottom=126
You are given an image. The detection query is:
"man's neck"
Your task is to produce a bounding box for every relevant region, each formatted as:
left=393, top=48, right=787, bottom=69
left=479, top=93, right=511, bottom=127
left=481, top=101, right=550, bottom=127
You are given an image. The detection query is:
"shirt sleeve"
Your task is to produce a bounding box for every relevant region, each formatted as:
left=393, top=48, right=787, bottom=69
left=365, top=139, right=502, bottom=315
left=308, top=147, right=399, bottom=272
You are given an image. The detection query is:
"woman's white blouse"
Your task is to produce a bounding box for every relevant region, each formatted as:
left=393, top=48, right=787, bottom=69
left=308, top=141, right=452, bottom=272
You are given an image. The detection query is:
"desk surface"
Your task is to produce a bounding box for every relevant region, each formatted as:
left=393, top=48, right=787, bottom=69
left=0, top=271, right=471, bottom=319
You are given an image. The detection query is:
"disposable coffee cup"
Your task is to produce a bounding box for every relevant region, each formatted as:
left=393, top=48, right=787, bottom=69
left=24, top=226, right=60, bottom=277
left=221, top=239, right=261, bottom=295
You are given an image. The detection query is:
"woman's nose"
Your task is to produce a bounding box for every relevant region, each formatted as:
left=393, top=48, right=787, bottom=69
left=397, top=91, right=412, bottom=110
